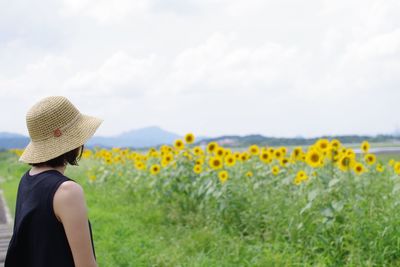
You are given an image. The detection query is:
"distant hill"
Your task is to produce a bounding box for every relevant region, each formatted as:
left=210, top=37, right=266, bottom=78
left=0, top=127, right=209, bottom=149
left=1, top=128, right=400, bottom=150
left=87, top=126, right=193, bottom=148
left=198, top=134, right=400, bottom=148
left=0, top=132, right=26, bottom=138
left=0, top=132, right=29, bottom=150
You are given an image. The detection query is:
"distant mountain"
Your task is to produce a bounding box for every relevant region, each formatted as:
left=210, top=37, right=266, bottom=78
left=0, top=127, right=209, bottom=150
left=1, top=128, right=400, bottom=150
left=0, top=132, right=29, bottom=150
left=0, top=132, right=27, bottom=138
left=87, top=126, right=209, bottom=148
left=87, top=126, right=182, bottom=148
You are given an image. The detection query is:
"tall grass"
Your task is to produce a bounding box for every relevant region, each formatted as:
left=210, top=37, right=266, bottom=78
left=1, top=151, right=400, bottom=266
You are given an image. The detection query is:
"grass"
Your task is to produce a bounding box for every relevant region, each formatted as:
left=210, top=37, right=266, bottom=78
left=1, top=151, right=400, bottom=266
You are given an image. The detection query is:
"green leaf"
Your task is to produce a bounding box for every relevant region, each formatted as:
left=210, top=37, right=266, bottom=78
left=321, top=207, right=334, bottom=218
left=308, top=189, right=319, bottom=202
left=331, top=200, right=344, bottom=212
left=393, top=183, right=400, bottom=194
left=328, top=178, right=340, bottom=188
left=300, top=202, right=312, bottom=215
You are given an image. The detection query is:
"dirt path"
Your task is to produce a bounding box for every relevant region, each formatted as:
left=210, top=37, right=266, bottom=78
left=0, top=189, right=12, bottom=267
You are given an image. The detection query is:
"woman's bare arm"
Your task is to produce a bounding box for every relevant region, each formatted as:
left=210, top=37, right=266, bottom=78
left=53, top=181, right=98, bottom=267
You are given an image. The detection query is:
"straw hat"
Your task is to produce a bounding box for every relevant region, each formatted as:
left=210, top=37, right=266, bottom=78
left=19, top=96, right=103, bottom=164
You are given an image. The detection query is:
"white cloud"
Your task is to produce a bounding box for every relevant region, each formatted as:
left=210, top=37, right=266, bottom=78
left=65, top=51, right=158, bottom=98
left=0, top=0, right=399, bottom=137
left=60, top=0, right=150, bottom=23
left=163, top=33, right=298, bottom=96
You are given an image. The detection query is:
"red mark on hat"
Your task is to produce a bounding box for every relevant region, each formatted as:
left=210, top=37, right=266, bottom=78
left=54, top=128, right=62, bottom=137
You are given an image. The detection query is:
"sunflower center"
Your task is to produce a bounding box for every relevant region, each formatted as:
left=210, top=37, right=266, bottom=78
left=342, top=157, right=350, bottom=166
left=311, top=154, right=320, bottom=162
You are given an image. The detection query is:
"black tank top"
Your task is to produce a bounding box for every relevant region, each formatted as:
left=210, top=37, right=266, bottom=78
left=5, top=169, right=96, bottom=267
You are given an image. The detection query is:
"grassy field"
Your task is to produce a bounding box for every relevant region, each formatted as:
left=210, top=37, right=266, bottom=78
left=1, top=145, right=400, bottom=266
left=2, top=152, right=285, bottom=266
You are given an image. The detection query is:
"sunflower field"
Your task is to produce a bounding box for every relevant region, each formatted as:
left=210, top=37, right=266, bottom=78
left=4, top=135, right=400, bottom=266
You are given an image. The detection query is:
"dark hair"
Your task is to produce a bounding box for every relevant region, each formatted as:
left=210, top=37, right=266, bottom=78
left=29, top=145, right=85, bottom=168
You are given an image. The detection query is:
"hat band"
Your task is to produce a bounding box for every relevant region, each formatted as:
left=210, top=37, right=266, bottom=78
left=32, top=113, right=81, bottom=142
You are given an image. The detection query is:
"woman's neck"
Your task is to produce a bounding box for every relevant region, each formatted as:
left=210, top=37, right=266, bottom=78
left=29, top=165, right=66, bottom=176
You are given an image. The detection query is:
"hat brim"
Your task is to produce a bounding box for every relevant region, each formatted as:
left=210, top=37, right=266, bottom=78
left=19, top=113, right=103, bottom=164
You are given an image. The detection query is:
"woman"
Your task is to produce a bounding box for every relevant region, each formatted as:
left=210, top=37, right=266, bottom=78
left=5, top=96, right=103, bottom=267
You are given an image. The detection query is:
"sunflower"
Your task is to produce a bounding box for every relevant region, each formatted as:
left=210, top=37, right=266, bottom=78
left=306, top=149, right=323, bottom=168
left=364, top=154, right=376, bottom=165
left=259, top=151, right=272, bottom=163
left=126, top=152, right=136, bottom=160
left=161, top=159, right=169, bottom=168
left=279, top=147, right=288, bottom=156
left=245, top=171, right=253, bottom=177
left=296, top=170, right=308, bottom=182
left=353, top=162, right=366, bottom=175
left=233, top=152, right=241, bottom=160
left=174, top=139, right=185, bottom=150
left=185, top=133, right=195, bottom=144
left=293, top=176, right=302, bottom=185
left=114, top=156, right=123, bottom=165
left=193, top=164, right=202, bottom=174
left=105, top=158, right=113, bottom=165
left=249, top=145, right=260, bottom=155
left=291, top=147, right=303, bottom=159
left=207, top=142, right=218, bottom=153
left=330, top=139, right=341, bottom=149
left=361, top=141, right=370, bottom=153
left=218, top=170, right=229, bottom=184
left=376, top=164, right=384, bottom=173
left=216, top=147, right=225, bottom=157
left=345, top=149, right=356, bottom=159
left=82, top=150, right=92, bottom=159
left=280, top=158, right=289, bottom=166
left=209, top=156, right=223, bottom=170
left=240, top=152, right=250, bottom=161
left=274, top=150, right=283, bottom=160
left=192, top=146, right=204, bottom=156
left=135, top=161, right=146, bottom=170
left=196, top=157, right=205, bottom=165
left=225, top=155, right=236, bottom=167
left=150, top=164, right=161, bottom=175
left=88, top=174, right=96, bottom=182
left=225, top=148, right=233, bottom=154
left=163, top=153, right=174, bottom=163
left=338, top=155, right=354, bottom=172
left=160, top=145, right=170, bottom=153
left=394, top=162, right=400, bottom=175
left=272, top=166, right=280, bottom=176
left=331, top=149, right=340, bottom=163
left=316, top=139, right=330, bottom=152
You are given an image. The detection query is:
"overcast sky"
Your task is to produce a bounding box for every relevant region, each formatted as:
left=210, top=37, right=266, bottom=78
left=0, top=0, right=399, bottom=138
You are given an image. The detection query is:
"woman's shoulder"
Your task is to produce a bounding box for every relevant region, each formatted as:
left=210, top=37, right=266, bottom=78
left=54, top=180, right=85, bottom=209
left=56, top=181, right=83, bottom=197
left=53, top=180, right=87, bottom=223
